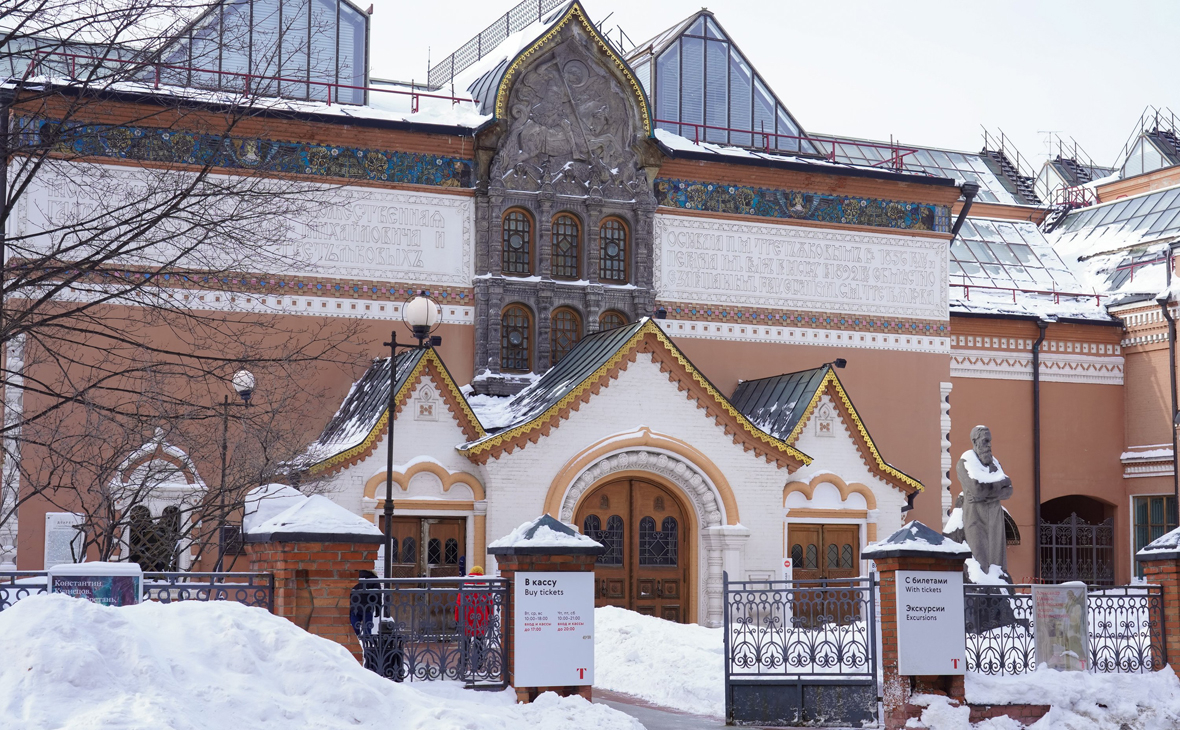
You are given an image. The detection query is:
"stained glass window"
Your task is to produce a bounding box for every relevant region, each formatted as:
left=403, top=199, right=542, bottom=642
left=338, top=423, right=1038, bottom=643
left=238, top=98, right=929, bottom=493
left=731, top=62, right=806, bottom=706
left=550, top=307, right=581, bottom=367
left=552, top=214, right=580, bottom=279
left=599, top=219, right=628, bottom=283
left=501, top=305, right=531, bottom=372
left=502, top=209, right=532, bottom=275
left=599, top=311, right=627, bottom=331
left=639, top=516, right=678, bottom=566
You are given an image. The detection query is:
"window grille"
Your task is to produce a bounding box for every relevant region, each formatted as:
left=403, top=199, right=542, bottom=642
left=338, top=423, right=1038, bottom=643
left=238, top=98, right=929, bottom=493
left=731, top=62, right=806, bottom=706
left=550, top=308, right=581, bottom=366
left=501, top=305, right=531, bottom=372
left=583, top=515, right=624, bottom=566
left=401, top=537, right=417, bottom=565
left=552, top=215, right=580, bottom=279
left=502, top=210, right=532, bottom=275
left=639, top=516, right=678, bottom=566
left=428, top=538, right=442, bottom=565
left=599, top=219, right=628, bottom=283
left=444, top=538, right=459, bottom=565
left=600, top=311, right=627, bottom=331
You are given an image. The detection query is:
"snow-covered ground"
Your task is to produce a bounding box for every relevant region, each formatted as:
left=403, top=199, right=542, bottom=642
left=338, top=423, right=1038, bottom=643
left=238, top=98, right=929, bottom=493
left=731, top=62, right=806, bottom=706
left=913, top=666, right=1180, bottom=729
left=594, top=606, right=725, bottom=718
left=0, top=594, right=642, bottom=730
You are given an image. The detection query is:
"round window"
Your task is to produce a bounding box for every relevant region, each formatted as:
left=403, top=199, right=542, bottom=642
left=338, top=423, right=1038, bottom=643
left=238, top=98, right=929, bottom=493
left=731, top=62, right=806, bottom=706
left=509, top=234, right=524, bottom=250
left=508, top=330, right=524, bottom=346
left=606, top=243, right=619, bottom=256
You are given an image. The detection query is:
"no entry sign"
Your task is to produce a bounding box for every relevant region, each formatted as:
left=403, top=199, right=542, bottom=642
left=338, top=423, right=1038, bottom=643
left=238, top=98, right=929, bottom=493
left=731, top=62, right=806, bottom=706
left=896, top=570, right=965, bottom=675
left=513, top=572, right=595, bottom=686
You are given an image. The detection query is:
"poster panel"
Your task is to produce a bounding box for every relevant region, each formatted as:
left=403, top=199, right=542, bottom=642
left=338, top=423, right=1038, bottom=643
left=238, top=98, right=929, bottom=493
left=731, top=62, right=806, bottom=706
left=48, top=562, right=143, bottom=607
left=1032, top=583, right=1088, bottom=671
left=513, top=572, right=594, bottom=687
left=896, top=570, right=966, bottom=675
left=44, top=512, right=85, bottom=568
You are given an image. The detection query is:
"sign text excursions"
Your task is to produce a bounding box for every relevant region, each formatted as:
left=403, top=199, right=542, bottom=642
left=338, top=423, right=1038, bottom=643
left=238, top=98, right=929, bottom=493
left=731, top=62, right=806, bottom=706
left=895, top=570, right=965, bottom=675
left=654, top=214, right=948, bottom=320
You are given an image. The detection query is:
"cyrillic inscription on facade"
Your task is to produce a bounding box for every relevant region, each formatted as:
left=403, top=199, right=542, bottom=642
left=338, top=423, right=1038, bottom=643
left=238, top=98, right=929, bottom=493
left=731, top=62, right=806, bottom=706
left=654, top=214, right=948, bottom=319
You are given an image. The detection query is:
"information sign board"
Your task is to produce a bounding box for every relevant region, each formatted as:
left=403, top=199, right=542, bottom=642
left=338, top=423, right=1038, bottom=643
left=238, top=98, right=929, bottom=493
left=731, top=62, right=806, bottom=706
left=1032, top=583, right=1088, bottom=671
left=513, top=572, right=594, bottom=687
left=44, top=512, right=85, bottom=568
left=781, top=557, right=793, bottom=581
left=896, top=570, right=965, bottom=675
left=48, top=562, right=143, bottom=607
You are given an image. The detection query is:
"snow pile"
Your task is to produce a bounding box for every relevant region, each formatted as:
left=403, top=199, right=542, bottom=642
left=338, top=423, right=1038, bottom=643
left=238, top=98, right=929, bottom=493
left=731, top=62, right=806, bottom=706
left=465, top=392, right=519, bottom=430
left=242, top=484, right=307, bottom=533
left=488, top=515, right=601, bottom=550
left=593, top=606, right=724, bottom=718
left=965, top=558, right=1007, bottom=585
left=0, top=594, right=642, bottom=730
left=961, top=449, right=1009, bottom=484
left=945, top=506, right=964, bottom=533
left=247, top=494, right=381, bottom=537
left=864, top=521, right=971, bottom=557
left=910, top=667, right=1180, bottom=729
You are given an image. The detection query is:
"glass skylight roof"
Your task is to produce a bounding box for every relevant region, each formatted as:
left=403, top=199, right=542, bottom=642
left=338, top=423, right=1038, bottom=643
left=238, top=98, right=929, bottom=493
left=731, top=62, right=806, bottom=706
left=830, top=139, right=1016, bottom=205
left=1053, top=185, right=1180, bottom=254
left=950, top=218, right=1081, bottom=292
left=629, top=13, right=818, bottom=154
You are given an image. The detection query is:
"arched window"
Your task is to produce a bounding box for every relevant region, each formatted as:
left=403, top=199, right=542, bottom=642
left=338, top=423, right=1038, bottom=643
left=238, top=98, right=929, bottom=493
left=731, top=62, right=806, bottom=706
left=599, top=218, right=628, bottom=283
left=583, top=514, right=624, bottom=566
left=427, top=538, right=442, bottom=565
left=444, top=538, right=459, bottom=565
left=550, top=307, right=582, bottom=366
left=552, top=214, right=580, bottom=279
left=502, top=209, right=533, bottom=275
left=501, top=304, right=532, bottom=372
left=401, top=537, right=417, bottom=565
left=599, top=311, right=627, bottom=332
left=639, top=516, right=678, bottom=566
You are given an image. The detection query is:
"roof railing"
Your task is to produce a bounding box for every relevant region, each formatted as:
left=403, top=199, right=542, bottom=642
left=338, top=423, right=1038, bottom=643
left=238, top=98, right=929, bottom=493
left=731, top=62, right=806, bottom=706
left=981, top=127, right=1039, bottom=185
left=17, top=49, right=476, bottom=111
left=1112, top=105, right=1180, bottom=173
left=427, top=0, right=568, bottom=89
left=952, top=282, right=1104, bottom=307
left=655, top=119, right=922, bottom=171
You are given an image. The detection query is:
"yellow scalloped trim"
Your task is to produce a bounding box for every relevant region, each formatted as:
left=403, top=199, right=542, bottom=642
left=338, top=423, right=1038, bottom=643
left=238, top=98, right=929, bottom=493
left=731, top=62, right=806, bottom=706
left=308, top=350, right=486, bottom=477
left=786, top=370, right=924, bottom=493
left=493, top=2, right=652, bottom=136
left=459, top=320, right=810, bottom=465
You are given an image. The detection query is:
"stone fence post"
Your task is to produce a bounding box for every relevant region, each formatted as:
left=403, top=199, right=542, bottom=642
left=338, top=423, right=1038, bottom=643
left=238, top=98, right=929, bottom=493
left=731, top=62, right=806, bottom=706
left=1137, top=528, right=1180, bottom=668
left=488, top=515, right=604, bottom=704
left=244, top=495, right=384, bottom=661
left=863, top=521, right=971, bottom=730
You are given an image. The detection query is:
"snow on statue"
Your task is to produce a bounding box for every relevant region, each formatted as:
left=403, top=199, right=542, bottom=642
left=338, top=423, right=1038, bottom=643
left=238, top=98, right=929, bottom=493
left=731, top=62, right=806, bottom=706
left=956, top=425, right=1013, bottom=575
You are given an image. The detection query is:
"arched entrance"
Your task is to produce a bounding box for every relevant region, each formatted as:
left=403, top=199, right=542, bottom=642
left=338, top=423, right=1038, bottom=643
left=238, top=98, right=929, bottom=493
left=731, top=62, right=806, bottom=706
left=575, top=478, right=690, bottom=623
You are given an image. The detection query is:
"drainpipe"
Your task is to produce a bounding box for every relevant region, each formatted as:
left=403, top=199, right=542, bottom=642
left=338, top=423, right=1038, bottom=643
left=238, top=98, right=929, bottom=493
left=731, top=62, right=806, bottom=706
left=951, top=182, right=980, bottom=238
left=1157, top=246, right=1180, bottom=522
left=1032, top=319, right=1050, bottom=582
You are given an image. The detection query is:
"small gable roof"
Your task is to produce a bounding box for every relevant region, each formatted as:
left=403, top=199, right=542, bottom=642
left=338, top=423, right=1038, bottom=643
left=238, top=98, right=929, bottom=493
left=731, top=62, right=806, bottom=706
left=303, top=347, right=484, bottom=477
left=732, top=366, right=923, bottom=495
left=459, top=319, right=810, bottom=469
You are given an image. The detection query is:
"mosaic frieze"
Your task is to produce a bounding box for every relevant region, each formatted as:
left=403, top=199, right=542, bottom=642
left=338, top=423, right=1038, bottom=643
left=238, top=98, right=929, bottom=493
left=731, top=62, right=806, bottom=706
left=654, top=177, right=951, bottom=233
left=656, top=300, right=949, bottom=334
left=17, top=117, right=473, bottom=188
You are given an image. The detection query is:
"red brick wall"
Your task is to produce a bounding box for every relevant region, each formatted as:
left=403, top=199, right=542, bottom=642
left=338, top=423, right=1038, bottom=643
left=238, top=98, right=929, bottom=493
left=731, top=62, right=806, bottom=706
left=247, top=540, right=379, bottom=660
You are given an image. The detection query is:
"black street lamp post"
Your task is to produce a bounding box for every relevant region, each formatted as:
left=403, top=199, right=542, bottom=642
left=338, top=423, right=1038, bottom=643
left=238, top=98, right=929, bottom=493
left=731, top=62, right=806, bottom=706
left=382, top=292, right=442, bottom=579
left=215, top=369, right=254, bottom=571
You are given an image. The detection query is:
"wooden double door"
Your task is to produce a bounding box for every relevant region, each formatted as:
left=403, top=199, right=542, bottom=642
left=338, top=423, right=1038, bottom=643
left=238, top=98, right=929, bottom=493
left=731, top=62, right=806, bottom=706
left=575, top=479, right=689, bottom=623
left=788, top=523, right=861, bottom=626
left=382, top=517, right=466, bottom=578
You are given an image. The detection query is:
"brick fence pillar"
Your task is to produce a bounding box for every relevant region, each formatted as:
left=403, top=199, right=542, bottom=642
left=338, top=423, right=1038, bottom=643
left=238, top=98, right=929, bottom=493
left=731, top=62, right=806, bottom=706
left=1137, top=530, right=1180, bottom=669
left=245, top=509, right=383, bottom=661
left=488, top=515, right=604, bottom=703
left=863, top=522, right=971, bottom=730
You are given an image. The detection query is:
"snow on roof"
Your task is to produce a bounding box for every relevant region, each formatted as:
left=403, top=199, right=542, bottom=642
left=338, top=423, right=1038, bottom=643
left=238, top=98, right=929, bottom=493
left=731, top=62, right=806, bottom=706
left=246, top=495, right=381, bottom=538
left=242, top=484, right=307, bottom=534
left=862, top=520, right=971, bottom=558
left=488, top=515, right=602, bottom=552
left=1137, top=525, right=1180, bottom=557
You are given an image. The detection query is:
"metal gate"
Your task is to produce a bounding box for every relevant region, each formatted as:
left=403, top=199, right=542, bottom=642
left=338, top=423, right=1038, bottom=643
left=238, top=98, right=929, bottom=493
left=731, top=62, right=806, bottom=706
left=724, top=572, right=878, bottom=727
left=1039, top=514, right=1114, bottom=585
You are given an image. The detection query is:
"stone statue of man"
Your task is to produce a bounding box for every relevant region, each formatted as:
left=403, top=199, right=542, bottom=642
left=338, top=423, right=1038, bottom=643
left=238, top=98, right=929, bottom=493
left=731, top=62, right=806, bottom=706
left=956, top=425, right=1013, bottom=574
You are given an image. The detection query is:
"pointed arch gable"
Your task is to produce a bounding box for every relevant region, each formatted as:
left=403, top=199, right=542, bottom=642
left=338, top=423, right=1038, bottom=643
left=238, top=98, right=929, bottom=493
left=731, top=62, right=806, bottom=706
left=307, top=349, right=485, bottom=478
left=493, top=1, right=652, bottom=136
left=785, top=370, right=923, bottom=496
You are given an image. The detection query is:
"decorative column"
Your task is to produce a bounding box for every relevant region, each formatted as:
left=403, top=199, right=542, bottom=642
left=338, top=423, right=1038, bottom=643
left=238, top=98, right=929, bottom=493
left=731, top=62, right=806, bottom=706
left=245, top=495, right=384, bottom=661
left=1136, top=528, right=1180, bottom=667
left=701, top=524, right=751, bottom=628
left=863, top=521, right=971, bottom=730
left=488, top=515, right=604, bottom=703
left=939, top=382, right=953, bottom=527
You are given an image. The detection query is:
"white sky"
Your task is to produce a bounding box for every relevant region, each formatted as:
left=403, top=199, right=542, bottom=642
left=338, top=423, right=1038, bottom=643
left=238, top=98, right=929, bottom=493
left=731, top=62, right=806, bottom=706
left=367, top=0, right=1180, bottom=169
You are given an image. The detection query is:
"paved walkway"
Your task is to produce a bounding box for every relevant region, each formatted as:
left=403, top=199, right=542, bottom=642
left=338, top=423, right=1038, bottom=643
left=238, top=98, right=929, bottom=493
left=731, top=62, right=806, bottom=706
left=592, top=690, right=727, bottom=730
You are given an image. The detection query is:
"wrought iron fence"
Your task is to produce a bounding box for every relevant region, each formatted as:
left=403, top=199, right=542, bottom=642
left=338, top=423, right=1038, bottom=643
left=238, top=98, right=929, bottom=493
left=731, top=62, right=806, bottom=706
left=0, top=571, right=273, bottom=612
left=351, top=577, right=508, bottom=689
left=964, top=584, right=1163, bottom=675
left=723, top=573, right=878, bottom=726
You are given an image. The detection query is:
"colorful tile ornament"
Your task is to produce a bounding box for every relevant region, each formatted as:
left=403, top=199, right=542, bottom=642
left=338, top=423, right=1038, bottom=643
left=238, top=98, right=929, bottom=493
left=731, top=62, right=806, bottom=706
left=654, top=178, right=951, bottom=234
left=18, top=117, right=473, bottom=188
